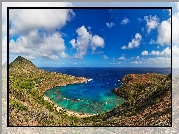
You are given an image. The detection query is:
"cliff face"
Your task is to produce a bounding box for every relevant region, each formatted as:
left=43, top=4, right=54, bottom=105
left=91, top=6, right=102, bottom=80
left=112, top=73, right=170, bottom=105
left=104, top=73, right=171, bottom=126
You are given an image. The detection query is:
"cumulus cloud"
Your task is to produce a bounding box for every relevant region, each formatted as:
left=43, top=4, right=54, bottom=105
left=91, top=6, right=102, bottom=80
left=150, top=50, right=163, bottom=56
left=121, top=17, right=129, bottom=25
left=162, top=47, right=171, bottom=56
left=144, top=15, right=160, bottom=33
left=91, top=35, right=105, bottom=50
left=106, top=22, right=114, bottom=28
left=9, top=8, right=75, bottom=36
left=121, top=46, right=127, bottom=50
left=157, top=19, right=171, bottom=46
left=60, top=52, right=69, bottom=58
left=69, top=25, right=104, bottom=59
left=118, top=56, right=126, bottom=60
left=2, top=2, right=74, bottom=63
left=141, top=50, right=149, bottom=55
left=142, top=47, right=171, bottom=57
left=9, top=30, right=66, bottom=61
left=121, top=33, right=142, bottom=49
left=150, top=49, right=170, bottom=57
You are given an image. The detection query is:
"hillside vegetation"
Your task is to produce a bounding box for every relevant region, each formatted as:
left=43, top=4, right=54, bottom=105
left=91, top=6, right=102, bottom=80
left=9, top=56, right=171, bottom=126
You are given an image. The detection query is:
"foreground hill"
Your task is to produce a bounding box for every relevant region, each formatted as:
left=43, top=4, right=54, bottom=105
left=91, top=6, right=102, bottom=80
left=9, top=56, right=87, bottom=126
left=85, top=73, right=171, bottom=126
left=9, top=56, right=171, bottom=126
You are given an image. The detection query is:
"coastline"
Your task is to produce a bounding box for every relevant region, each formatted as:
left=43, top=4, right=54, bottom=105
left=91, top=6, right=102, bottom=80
left=43, top=95, right=97, bottom=118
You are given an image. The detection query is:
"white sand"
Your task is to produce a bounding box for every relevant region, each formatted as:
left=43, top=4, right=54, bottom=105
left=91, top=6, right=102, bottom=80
left=43, top=96, right=97, bottom=118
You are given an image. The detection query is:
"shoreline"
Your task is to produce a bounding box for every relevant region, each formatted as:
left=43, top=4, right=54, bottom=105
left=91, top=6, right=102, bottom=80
left=43, top=96, right=97, bottom=118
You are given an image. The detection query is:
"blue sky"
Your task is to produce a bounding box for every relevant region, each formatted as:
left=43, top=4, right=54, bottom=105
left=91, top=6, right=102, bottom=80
left=7, top=7, right=172, bottom=67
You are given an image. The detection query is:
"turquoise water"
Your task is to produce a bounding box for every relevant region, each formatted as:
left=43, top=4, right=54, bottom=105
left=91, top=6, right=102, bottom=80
left=43, top=67, right=170, bottom=114
left=44, top=84, right=125, bottom=114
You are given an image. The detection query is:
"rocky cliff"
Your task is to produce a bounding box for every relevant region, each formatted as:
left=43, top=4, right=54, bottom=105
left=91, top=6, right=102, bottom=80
left=101, top=73, right=171, bottom=126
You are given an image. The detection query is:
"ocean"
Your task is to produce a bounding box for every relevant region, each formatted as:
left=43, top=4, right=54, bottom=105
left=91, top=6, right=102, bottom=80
left=40, top=67, right=171, bottom=114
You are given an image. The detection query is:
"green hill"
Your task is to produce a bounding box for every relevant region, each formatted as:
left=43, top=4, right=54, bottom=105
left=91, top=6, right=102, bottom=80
left=9, top=56, right=87, bottom=126
left=9, top=56, right=171, bottom=126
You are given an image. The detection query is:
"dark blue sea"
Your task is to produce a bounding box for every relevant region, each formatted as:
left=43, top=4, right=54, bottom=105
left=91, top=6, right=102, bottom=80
left=40, top=67, right=171, bottom=114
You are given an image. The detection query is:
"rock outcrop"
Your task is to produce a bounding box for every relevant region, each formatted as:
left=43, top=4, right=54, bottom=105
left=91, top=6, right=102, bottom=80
left=104, top=73, right=172, bottom=126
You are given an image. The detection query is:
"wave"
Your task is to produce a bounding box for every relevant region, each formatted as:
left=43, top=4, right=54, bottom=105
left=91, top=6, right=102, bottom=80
left=87, top=78, right=93, bottom=82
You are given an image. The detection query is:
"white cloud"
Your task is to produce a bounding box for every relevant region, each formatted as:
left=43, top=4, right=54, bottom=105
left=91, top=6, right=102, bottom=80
left=147, top=57, right=171, bottom=65
left=2, top=2, right=72, bottom=35
left=121, top=17, right=129, bottom=25
left=150, top=50, right=163, bottom=56
left=121, top=33, right=142, bottom=49
left=2, top=2, right=73, bottom=63
left=149, top=39, right=156, bottom=44
left=136, top=56, right=140, bottom=59
left=103, top=55, right=109, bottom=59
left=163, top=47, right=171, bottom=57
left=9, top=30, right=66, bottom=61
left=106, top=22, right=114, bottom=28
left=9, top=8, right=74, bottom=36
left=130, top=61, right=142, bottom=64
left=157, top=46, right=159, bottom=49
left=141, top=50, right=149, bottom=55
left=121, top=46, right=127, bottom=50
left=118, top=56, right=125, bottom=60
left=69, top=25, right=104, bottom=59
left=91, top=35, right=105, bottom=50
left=150, top=47, right=171, bottom=57
left=157, top=19, right=171, bottom=46
left=144, top=15, right=160, bottom=33
left=70, top=39, right=76, bottom=49
left=60, top=52, right=69, bottom=58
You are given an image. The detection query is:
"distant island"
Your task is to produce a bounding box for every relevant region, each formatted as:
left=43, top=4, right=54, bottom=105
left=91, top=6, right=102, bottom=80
left=9, top=56, right=171, bottom=126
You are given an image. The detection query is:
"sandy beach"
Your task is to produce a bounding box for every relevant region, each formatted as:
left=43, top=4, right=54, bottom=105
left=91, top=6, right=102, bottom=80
left=43, top=96, right=97, bottom=118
